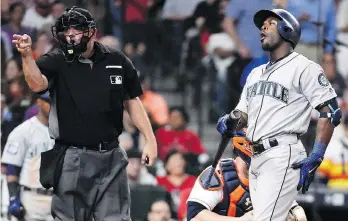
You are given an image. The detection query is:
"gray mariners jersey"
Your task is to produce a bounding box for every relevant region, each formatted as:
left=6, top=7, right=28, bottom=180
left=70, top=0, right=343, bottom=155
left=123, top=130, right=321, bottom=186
left=236, top=52, right=337, bottom=142
left=1, top=117, right=55, bottom=188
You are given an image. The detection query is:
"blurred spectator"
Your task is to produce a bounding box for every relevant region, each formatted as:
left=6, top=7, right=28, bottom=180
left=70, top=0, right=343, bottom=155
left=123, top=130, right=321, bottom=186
left=21, top=0, right=55, bottom=31
left=147, top=199, right=172, bottom=221
left=1, top=2, right=34, bottom=44
left=98, top=35, right=120, bottom=49
left=105, top=0, right=122, bottom=39
left=223, top=0, right=273, bottom=59
left=286, top=0, right=337, bottom=63
left=51, top=0, right=65, bottom=19
left=321, top=53, right=346, bottom=100
left=336, top=0, right=348, bottom=80
left=130, top=184, right=173, bottom=220
left=318, top=114, right=348, bottom=189
left=273, top=0, right=288, bottom=9
left=206, top=32, right=236, bottom=114
left=155, top=107, right=206, bottom=160
left=139, top=75, right=169, bottom=130
left=192, top=0, right=225, bottom=34
left=156, top=150, right=196, bottom=212
left=23, top=103, right=39, bottom=121
left=86, top=0, right=107, bottom=35
left=1, top=94, right=9, bottom=122
left=32, top=31, right=53, bottom=60
left=1, top=0, right=10, bottom=23
left=41, top=0, right=66, bottom=34
left=3, top=58, right=22, bottom=81
left=1, top=100, right=32, bottom=150
left=58, top=0, right=79, bottom=8
left=119, top=131, right=135, bottom=151
left=5, top=76, right=30, bottom=106
left=161, top=0, right=202, bottom=74
left=240, top=52, right=268, bottom=87
left=123, top=43, right=148, bottom=77
left=162, top=0, right=202, bottom=21
left=123, top=110, right=145, bottom=150
left=126, top=149, right=157, bottom=187
left=176, top=188, right=192, bottom=221
left=123, top=0, right=152, bottom=56
left=1, top=33, right=13, bottom=64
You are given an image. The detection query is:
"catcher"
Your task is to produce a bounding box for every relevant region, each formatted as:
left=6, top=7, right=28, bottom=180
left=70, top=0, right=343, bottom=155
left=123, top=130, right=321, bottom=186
left=186, top=131, right=307, bottom=221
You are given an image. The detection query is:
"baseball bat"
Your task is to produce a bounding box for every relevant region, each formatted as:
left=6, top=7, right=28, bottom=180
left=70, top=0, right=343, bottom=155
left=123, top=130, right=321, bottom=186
left=202, top=110, right=242, bottom=189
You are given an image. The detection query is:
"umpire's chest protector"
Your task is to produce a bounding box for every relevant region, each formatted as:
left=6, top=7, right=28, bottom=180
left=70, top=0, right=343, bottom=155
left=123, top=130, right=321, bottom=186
left=212, top=159, right=251, bottom=217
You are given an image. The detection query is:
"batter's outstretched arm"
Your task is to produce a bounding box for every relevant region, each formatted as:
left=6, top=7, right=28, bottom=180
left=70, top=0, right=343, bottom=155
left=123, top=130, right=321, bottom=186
left=315, top=106, right=335, bottom=145
left=292, top=98, right=342, bottom=194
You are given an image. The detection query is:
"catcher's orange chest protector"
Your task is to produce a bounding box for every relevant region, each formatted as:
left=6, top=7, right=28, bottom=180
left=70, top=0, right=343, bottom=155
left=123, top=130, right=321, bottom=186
left=212, top=159, right=252, bottom=217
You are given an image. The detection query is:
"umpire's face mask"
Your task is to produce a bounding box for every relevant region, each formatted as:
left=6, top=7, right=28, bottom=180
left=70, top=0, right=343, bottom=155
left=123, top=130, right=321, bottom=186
left=52, top=7, right=96, bottom=62
left=54, top=26, right=95, bottom=62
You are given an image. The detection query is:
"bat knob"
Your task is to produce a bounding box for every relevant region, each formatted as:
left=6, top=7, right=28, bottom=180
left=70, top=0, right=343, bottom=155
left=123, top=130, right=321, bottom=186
left=226, top=110, right=242, bottom=129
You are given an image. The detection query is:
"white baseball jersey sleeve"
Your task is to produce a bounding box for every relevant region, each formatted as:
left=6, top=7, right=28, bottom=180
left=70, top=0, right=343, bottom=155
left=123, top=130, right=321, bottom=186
left=2, top=117, right=55, bottom=188
left=235, top=52, right=337, bottom=142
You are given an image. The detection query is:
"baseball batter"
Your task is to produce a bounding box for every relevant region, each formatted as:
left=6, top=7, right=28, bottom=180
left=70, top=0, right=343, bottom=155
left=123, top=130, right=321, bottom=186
left=186, top=131, right=306, bottom=221
left=1, top=93, right=54, bottom=221
left=217, top=9, right=341, bottom=220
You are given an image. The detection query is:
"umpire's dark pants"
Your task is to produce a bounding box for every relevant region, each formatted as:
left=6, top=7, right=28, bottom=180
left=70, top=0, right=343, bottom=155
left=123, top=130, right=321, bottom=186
left=51, top=146, right=131, bottom=221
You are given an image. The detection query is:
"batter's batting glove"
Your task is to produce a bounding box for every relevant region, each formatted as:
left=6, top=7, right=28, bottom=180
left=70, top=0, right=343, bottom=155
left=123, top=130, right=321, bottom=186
left=8, top=196, right=25, bottom=220
left=217, top=114, right=245, bottom=137
left=292, top=142, right=326, bottom=194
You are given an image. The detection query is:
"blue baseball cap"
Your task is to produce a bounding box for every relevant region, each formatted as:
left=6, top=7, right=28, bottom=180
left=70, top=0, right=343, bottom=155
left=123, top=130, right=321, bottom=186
left=37, top=92, right=51, bottom=103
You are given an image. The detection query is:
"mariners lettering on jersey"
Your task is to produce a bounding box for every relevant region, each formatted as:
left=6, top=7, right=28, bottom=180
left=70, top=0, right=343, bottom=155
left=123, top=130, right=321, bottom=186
left=247, top=81, right=289, bottom=104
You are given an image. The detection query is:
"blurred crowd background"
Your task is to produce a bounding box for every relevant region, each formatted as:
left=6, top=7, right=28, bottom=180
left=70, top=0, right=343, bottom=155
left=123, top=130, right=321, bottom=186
left=1, top=0, right=348, bottom=221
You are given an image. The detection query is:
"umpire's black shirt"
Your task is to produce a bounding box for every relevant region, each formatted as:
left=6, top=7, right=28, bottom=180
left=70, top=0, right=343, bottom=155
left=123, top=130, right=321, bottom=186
left=36, top=42, right=143, bottom=145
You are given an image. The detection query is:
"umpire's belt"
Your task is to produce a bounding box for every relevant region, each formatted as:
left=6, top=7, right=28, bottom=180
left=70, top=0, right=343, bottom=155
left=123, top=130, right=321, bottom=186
left=251, top=134, right=299, bottom=155
left=22, top=186, right=53, bottom=196
left=55, top=139, right=119, bottom=152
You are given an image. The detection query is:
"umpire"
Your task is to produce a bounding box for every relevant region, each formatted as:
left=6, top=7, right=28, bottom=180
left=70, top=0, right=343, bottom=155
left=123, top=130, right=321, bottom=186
left=12, top=6, right=157, bottom=221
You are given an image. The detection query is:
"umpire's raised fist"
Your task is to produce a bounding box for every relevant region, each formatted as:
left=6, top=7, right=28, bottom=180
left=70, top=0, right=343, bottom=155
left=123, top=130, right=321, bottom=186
left=12, top=34, right=32, bottom=57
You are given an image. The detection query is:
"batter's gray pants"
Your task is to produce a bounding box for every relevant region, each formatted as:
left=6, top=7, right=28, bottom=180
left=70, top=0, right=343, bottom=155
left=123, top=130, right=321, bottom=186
left=51, top=146, right=131, bottom=221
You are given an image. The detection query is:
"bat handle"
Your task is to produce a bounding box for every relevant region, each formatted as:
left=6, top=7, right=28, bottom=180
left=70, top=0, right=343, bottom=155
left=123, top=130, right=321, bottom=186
left=202, top=167, right=216, bottom=189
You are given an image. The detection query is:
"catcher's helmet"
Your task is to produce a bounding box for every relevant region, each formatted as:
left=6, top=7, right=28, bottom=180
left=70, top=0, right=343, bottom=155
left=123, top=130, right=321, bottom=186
left=254, top=9, right=301, bottom=48
left=52, top=6, right=96, bottom=62
left=232, top=129, right=252, bottom=166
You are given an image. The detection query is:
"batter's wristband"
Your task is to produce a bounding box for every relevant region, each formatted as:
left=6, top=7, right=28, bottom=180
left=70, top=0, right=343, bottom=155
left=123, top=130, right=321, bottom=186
left=312, top=141, right=327, bottom=157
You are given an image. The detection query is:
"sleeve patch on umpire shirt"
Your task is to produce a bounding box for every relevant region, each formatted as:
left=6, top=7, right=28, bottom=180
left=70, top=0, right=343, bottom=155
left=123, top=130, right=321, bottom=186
left=6, top=143, right=19, bottom=155
left=318, top=73, right=329, bottom=87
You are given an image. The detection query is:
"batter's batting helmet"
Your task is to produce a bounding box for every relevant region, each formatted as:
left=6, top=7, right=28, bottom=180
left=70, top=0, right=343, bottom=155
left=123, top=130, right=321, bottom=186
left=254, top=9, right=301, bottom=48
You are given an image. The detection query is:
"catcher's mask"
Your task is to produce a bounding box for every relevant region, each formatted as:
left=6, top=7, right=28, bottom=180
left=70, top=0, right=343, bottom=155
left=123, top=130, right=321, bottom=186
left=232, top=129, right=252, bottom=166
left=51, top=6, right=96, bottom=62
